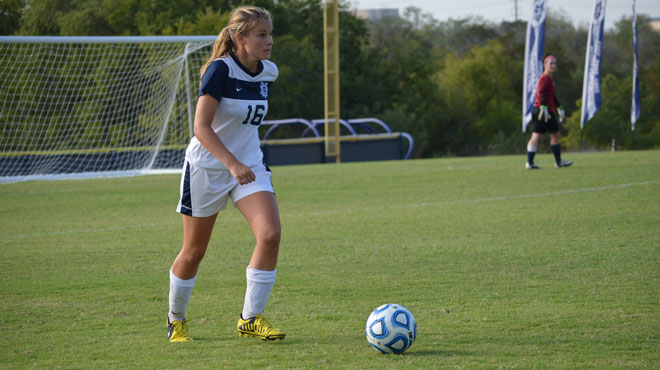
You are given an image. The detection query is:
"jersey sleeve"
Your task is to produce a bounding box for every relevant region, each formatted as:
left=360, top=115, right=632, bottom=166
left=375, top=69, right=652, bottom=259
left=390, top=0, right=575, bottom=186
left=199, top=60, right=228, bottom=102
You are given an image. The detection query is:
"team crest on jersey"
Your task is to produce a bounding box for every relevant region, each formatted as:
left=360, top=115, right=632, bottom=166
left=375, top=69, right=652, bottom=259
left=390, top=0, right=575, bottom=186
left=260, top=82, right=269, bottom=99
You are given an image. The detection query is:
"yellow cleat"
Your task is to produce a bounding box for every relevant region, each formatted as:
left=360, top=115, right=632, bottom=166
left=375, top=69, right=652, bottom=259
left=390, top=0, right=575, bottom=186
left=237, top=314, right=285, bottom=341
left=168, top=319, right=192, bottom=342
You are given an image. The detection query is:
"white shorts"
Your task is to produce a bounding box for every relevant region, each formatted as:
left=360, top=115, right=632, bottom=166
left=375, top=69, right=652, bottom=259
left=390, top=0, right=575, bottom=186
left=176, top=160, right=274, bottom=217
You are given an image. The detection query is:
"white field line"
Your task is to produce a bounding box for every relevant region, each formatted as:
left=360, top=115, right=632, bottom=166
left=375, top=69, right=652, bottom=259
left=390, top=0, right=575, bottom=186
left=4, top=180, right=658, bottom=240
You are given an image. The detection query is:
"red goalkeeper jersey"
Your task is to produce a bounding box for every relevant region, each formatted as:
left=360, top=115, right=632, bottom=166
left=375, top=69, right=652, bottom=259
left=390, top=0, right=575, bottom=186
left=533, top=73, right=560, bottom=112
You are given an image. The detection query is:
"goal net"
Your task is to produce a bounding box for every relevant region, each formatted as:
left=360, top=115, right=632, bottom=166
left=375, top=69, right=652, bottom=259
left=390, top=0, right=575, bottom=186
left=0, top=36, right=215, bottom=183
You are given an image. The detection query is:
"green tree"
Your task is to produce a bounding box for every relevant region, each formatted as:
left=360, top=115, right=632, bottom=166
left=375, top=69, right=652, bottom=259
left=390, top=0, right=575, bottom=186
left=636, top=56, right=660, bottom=148
left=435, top=39, right=522, bottom=155
left=360, top=8, right=445, bottom=156
left=17, top=0, right=73, bottom=35
left=0, top=0, right=26, bottom=35
left=572, top=74, right=634, bottom=148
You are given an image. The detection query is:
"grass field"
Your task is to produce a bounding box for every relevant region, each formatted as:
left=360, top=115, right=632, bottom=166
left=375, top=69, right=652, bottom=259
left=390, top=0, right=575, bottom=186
left=1, top=150, right=659, bottom=369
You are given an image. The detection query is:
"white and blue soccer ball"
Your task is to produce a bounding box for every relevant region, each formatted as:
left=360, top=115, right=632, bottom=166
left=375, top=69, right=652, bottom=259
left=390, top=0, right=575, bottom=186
left=365, top=303, right=417, bottom=354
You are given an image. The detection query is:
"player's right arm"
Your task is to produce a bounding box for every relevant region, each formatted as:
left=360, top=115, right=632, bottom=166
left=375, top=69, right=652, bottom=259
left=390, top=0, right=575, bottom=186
left=194, top=94, right=255, bottom=185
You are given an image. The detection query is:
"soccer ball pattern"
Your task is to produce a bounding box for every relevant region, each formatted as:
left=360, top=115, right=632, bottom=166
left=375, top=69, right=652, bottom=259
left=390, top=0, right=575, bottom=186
left=365, top=303, right=417, bottom=354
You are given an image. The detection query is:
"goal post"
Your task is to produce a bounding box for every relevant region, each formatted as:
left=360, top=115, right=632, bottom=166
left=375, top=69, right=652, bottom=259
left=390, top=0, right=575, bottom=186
left=323, top=0, right=341, bottom=162
left=0, top=36, right=215, bottom=182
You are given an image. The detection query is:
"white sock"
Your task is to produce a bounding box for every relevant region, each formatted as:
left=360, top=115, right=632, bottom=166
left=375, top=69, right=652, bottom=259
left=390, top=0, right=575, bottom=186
left=527, top=144, right=537, bottom=153
left=169, top=269, right=197, bottom=322
left=242, top=267, right=276, bottom=319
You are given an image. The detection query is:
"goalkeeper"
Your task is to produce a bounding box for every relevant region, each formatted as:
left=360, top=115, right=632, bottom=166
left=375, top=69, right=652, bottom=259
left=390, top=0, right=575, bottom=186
left=526, top=54, right=572, bottom=169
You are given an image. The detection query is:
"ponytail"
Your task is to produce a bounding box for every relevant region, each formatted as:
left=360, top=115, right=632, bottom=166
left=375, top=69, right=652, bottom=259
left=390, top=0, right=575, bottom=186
left=200, top=27, right=233, bottom=78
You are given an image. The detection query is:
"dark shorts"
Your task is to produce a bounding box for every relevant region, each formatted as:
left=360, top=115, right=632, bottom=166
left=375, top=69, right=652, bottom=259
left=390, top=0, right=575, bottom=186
left=531, top=106, right=559, bottom=134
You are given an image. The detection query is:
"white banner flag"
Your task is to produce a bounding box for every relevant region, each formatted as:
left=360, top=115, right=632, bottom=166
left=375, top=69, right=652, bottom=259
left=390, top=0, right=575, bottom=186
left=580, top=0, right=607, bottom=128
left=631, top=0, right=640, bottom=130
left=522, top=0, right=547, bottom=132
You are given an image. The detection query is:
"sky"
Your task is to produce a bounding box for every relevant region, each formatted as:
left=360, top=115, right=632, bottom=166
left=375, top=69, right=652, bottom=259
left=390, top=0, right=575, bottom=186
left=349, top=0, right=660, bottom=30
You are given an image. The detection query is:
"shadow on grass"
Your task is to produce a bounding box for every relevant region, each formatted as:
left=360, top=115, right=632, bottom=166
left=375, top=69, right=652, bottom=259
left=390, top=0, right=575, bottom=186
left=188, top=335, right=294, bottom=346
left=404, top=349, right=478, bottom=357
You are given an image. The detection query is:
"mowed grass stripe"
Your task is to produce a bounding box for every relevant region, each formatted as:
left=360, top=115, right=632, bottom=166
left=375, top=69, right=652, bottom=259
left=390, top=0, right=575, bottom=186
left=4, top=178, right=658, bottom=240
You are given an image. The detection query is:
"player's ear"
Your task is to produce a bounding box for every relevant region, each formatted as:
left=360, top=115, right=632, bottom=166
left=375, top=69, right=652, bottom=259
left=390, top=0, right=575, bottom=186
left=235, top=33, right=245, bottom=46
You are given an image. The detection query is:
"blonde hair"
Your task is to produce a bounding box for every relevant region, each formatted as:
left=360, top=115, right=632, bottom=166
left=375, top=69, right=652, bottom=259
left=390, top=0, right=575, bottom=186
left=200, top=6, right=272, bottom=78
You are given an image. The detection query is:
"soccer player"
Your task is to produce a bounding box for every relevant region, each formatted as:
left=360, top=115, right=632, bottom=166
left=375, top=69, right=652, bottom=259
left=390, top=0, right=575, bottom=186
left=526, top=54, right=573, bottom=169
left=167, top=6, right=285, bottom=342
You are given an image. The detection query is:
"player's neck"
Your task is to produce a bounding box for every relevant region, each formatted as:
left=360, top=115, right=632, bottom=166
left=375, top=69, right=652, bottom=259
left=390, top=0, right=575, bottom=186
left=234, top=51, right=260, bottom=74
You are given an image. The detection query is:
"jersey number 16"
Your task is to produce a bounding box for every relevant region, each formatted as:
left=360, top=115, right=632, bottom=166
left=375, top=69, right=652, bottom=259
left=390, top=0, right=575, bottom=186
left=241, top=104, right=266, bottom=126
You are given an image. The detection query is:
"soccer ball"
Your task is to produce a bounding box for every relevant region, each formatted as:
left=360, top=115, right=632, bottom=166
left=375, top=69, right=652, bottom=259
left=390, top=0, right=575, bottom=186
left=365, top=303, right=417, bottom=354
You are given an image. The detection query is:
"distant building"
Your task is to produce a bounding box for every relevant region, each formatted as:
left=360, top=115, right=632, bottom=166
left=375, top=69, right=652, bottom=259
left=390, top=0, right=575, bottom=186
left=650, top=18, right=660, bottom=32
left=355, top=8, right=399, bottom=21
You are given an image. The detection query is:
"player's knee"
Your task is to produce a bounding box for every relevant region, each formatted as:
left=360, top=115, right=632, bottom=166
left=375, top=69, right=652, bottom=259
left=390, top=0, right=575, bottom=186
left=180, top=247, right=207, bottom=266
left=258, top=226, right=281, bottom=249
